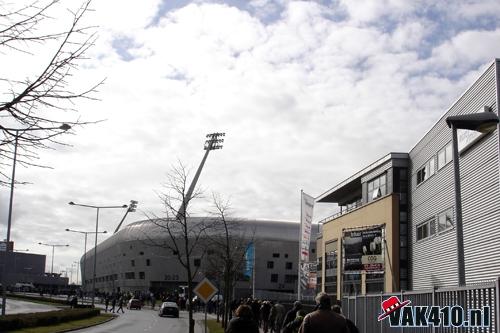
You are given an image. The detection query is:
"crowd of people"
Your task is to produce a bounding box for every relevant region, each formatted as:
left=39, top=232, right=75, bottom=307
left=226, top=293, right=359, bottom=333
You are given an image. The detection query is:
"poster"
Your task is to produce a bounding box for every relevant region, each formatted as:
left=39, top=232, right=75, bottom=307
left=343, top=226, right=384, bottom=274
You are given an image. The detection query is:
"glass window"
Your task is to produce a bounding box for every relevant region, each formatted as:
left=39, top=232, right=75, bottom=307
left=438, top=143, right=453, bottom=170
left=430, top=219, right=436, bottom=235
left=194, top=258, right=201, bottom=267
left=368, top=173, right=387, bottom=202
left=417, top=158, right=435, bottom=185
left=272, top=253, right=280, bottom=258
left=131, top=260, right=135, bottom=267
left=284, top=275, right=297, bottom=283
left=271, top=274, right=278, bottom=283
left=446, top=144, right=453, bottom=164
left=416, top=223, right=428, bottom=241
left=139, top=272, right=145, bottom=280
left=146, top=259, right=151, bottom=266
left=267, top=261, right=274, bottom=269
left=285, top=262, right=293, bottom=270
left=438, top=208, right=454, bottom=232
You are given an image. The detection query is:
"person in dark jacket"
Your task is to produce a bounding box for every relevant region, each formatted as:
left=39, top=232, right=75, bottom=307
left=226, top=304, right=259, bottom=333
left=299, top=292, right=349, bottom=333
left=284, top=310, right=306, bottom=333
left=282, top=301, right=302, bottom=333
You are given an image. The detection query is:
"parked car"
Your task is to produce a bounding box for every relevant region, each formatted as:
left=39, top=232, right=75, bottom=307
left=159, top=301, right=179, bottom=317
left=127, top=298, right=142, bottom=310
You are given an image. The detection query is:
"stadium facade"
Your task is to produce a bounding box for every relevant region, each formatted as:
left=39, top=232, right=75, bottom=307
left=80, top=218, right=318, bottom=298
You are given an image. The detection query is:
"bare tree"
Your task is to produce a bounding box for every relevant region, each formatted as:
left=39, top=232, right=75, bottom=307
left=0, top=0, right=102, bottom=185
left=143, top=161, right=214, bottom=333
left=206, top=193, right=255, bottom=328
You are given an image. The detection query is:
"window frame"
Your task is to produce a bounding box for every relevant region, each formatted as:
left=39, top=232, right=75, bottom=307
left=437, top=208, right=454, bottom=233
left=416, top=157, right=435, bottom=186
left=416, top=217, right=436, bottom=241
left=438, top=142, right=453, bottom=170
left=367, top=173, right=387, bottom=202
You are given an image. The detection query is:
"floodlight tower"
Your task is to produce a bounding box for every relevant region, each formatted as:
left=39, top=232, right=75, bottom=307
left=177, top=132, right=225, bottom=218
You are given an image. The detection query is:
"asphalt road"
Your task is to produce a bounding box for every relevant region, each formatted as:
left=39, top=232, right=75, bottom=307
left=74, top=308, right=210, bottom=333
left=4, top=298, right=59, bottom=314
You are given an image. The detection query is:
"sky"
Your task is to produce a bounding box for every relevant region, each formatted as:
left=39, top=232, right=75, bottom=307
left=1, top=0, right=500, bottom=281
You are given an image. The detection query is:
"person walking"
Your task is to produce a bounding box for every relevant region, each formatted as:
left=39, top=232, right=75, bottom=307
left=105, top=295, right=110, bottom=312
left=260, top=301, right=272, bottom=333
left=117, top=295, right=125, bottom=314
left=225, top=305, right=259, bottom=333
left=110, top=295, right=116, bottom=313
left=282, top=301, right=302, bottom=333
left=284, top=310, right=306, bottom=333
left=273, top=301, right=286, bottom=333
left=299, top=292, right=349, bottom=333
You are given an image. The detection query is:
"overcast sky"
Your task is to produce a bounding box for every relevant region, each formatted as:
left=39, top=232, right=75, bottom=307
left=2, top=0, right=500, bottom=280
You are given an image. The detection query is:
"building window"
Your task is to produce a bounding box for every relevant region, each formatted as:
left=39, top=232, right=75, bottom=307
left=272, top=253, right=280, bottom=258
left=284, top=253, right=288, bottom=258
left=139, top=272, right=145, bottom=280
left=416, top=218, right=436, bottom=241
left=267, top=261, right=274, bottom=269
left=367, top=173, right=387, bottom=201
left=311, top=248, right=316, bottom=254
left=416, top=158, right=435, bottom=185
left=285, top=262, right=293, bottom=270
left=284, top=274, right=297, bottom=283
left=438, top=208, right=454, bottom=232
left=139, top=251, right=144, bottom=255
left=438, top=143, right=453, bottom=170
left=194, top=258, right=201, bottom=267
left=271, top=274, right=278, bottom=283
left=146, top=259, right=151, bottom=266
left=131, top=260, right=135, bottom=267
left=125, top=272, right=135, bottom=279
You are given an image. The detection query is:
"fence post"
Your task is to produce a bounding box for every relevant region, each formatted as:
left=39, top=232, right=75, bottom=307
left=364, top=294, right=367, bottom=333
left=495, top=276, right=500, bottom=333
left=354, top=292, right=357, bottom=327
left=380, top=292, right=384, bottom=333
left=431, top=287, right=436, bottom=333
left=401, top=290, right=404, bottom=333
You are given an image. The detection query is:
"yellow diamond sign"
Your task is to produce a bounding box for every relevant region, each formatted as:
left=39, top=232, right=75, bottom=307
left=194, top=278, right=218, bottom=303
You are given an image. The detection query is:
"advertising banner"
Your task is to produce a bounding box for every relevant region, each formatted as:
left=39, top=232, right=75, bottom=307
left=343, top=226, right=384, bottom=274
left=300, top=262, right=317, bottom=291
left=244, top=242, right=254, bottom=278
left=300, top=192, right=315, bottom=262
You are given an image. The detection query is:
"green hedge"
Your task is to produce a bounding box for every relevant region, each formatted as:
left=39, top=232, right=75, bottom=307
left=7, top=293, right=69, bottom=306
left=0, top=308, right=100, bottom=331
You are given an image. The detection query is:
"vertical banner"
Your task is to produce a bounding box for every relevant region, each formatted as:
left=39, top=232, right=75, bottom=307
left=244, top=242, right=254, bottom=279
left=298, top=191, right=315, bottom=299
left=300, top=192, right=315, bottom=262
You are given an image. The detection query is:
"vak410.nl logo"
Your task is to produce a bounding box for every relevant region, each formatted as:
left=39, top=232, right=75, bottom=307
left=377, top=296, right=490, bottom=328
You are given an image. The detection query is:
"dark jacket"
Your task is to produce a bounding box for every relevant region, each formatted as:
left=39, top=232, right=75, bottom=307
left=282, top=307, right=300, bottom=332
left=299, top=309, right=349, bottom=333
left=226, top=316, right=259, bottom=333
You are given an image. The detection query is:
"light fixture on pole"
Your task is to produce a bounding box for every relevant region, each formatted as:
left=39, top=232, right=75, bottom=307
left=38, top=243, right=70, bottom=274
left=177, top=132, right=225, bottom=219
left=445, top=109, right=499, bottom=286
left=68, top=201, right=127, bottom=307
left=0, top=123, right=71, bottom=316
left=114, top=200, right=139, bottom=233
left=65, top=228, right=107, bottom=293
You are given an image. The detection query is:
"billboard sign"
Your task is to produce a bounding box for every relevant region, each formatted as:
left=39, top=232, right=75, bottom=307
left=343, top=226, right=384, bottom=274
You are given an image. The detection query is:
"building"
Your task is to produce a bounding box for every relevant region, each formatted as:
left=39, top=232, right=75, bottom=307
left=315, top=153, right=409, bottom=299
left=0, top=243, right=69, bottom=291
left=80, top=218, right=318, bottom=298
left=316, top=59, right=500, bottom=297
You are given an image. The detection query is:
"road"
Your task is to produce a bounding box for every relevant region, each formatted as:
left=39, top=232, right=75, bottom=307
left=74, top=308, right=212, bottom=333
left=4, top=298, right=59, bottom=314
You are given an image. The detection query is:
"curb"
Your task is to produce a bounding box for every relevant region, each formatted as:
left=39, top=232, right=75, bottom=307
left=49, top=314, right=118, bottom=333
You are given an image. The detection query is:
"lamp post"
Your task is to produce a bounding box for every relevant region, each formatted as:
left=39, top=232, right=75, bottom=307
left=0, top=123, right=70, bottom=316
left=68, top=202, right=127, bottom=307
left=38, top=243, right=69, bottom=274
left=445, top=110, right=499, bottom=286
left=65, top=229, right=107, bottom=292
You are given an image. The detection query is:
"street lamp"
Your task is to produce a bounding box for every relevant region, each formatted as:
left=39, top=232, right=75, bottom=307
left=1, top=123, right=70, bottom=316
left=68, top=201, right=127, bottom=307
left=38, top=243, right=69, bottom=274
left=65, top=228, right=107, bottom=293
left=446, top=109, right=499, bottom=286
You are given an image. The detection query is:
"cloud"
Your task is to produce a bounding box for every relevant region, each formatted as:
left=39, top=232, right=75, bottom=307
left=1, top=0, right=500, bottom=275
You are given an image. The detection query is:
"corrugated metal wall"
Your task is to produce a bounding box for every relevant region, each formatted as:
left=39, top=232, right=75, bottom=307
left=409, top=60, right=500, bottom=290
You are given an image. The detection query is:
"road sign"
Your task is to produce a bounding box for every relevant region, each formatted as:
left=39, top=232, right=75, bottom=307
left=193, top=278, right=218, bottom=303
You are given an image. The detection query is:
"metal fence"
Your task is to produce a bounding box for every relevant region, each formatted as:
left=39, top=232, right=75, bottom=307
left=342, top=278, right=499, bottom=333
